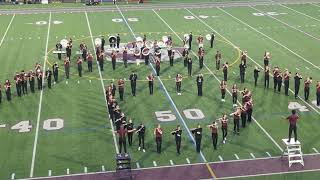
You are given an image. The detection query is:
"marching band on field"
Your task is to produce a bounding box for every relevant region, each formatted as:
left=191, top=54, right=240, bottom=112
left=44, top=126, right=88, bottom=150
left=0, top=32, right=320, bottom=155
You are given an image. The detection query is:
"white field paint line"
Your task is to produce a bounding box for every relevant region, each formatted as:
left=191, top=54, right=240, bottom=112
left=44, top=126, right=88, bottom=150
left=266, top=152, right=271, bottom=157
left=218, top=7, right=320, bottom=71
left=11, top=173, right=15, bottom=180
left=66, top=81, right=68, bottom=84
left=170, top=160, right=174, bottom=166
left=234, top=154, right=240, bottom=160
left=150, top=9, right=208, bottom=163
left=218, top=155, right=223, bottom=161
left=84, top=167, right=87, bottom=173
left=0, top=14, right=15, bottom=48
left=77, top=80, right=80, bottom=84
left=185, top=8, right=284, bottom=152
left=66, top=168, right=70, bottom=175
left=101, top=166, right=105, bottom=172
left=280, top=4, right=320, bottom=23
left=305, top=66, right=310, bottom=70
left=48, top=170, right=52, bottom=177
left=250, top=153, right=256, bottom=159
left=30, top=12, right=51, bottom=178
left=296, top=67, right=300, bottom=71
left=313, top=148, right=319, bottom=153
left=232, top=71, right=236, bottom=75
left=216, top=7, right=320, bottom=115
left=310, top=3, right=320, bottom=8
left=153, top=161, right=157, bottom=167
left=85, top=11, right=119, bottom=154
left=0, top=124, right=6, bottom=128
left=136, top=162, right=141, bottom=169
left=250, top=6, right=320, bottom=41
left=186, top=158, right=191, bottom=164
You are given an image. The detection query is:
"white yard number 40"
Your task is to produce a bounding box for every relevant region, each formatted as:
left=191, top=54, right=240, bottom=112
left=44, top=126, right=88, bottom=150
left=10, top=118, right=64, bottom=133
left=155, top=109, right=205, bottom=122
left=288, top=102, right=309, bottom=112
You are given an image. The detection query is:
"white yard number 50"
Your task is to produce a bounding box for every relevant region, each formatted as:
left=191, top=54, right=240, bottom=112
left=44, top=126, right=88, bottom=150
left=155, top=109, right=205, bottom=122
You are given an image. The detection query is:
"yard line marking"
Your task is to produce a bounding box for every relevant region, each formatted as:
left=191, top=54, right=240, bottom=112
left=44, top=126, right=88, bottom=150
left=84, top=167, right=87, bottom=173
left=186, top=158, right=191, bottom=164
left=218, top=155, right=223, bottom=161
left=250, top=153, right=256, bottom=159
left=296, top=67, right=300, bottom=71
left=153, top=161, right=157, bottom=167
left=85, top=11, right=119, bottom=154
left=136, top=162, right=141, bottom=169
left=66, top=80, right=68, bottom=84
left=250, top=6, right=320, bottom=41
left=266, top=152, right=271, bottom=157
left=281, top=4, right=320, bottom=23
left=48, top=170, right=52, bottom=177
left=313, top=148, right=319, bottom=153
left=232, top=71, right=236, bottom=75
left=305, top=66, right=310, bottom=70
left=170, top=160, right=174, bottom=166
left=0, top=14, right=15, bottom=48
left=217, top=7, right=320, bottom=115
left=185, top=8, right=284, bottom=152
left=30, top=12, right=51, bottom=178
left=11, top=173, right=15, bottom=180
left=0, top=124, right=6, bottom=128
left=310, top=3, right=320, bottom=8
left=101, top=165, right=105, bottom=172
left=66, top=168, right=70, bottom=175
left=218, top=7, right=320, bottom=71
left=234, top=154, right=240, bottom=160
left=77, top=80, right=80, bottom=84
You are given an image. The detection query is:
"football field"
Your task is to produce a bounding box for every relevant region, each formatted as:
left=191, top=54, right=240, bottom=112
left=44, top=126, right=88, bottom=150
left=0, top=1, right=320, bottom=179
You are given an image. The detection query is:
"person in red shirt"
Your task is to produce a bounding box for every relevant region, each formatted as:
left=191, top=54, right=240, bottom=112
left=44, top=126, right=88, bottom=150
left=232, top=84, right=238, bottom=107
left=220, top=80, right=226, bottom=102
left=220, top=113, right=228, bottom=144
left=4, top=80, right=11, bottom=101
left=155, top=57, right=161, bottom=76
left=115, top=124, right=127, bottom=154
left=208, top=121, right=218, bottom=150
left=146, top=73, right=154, bottom=95
left=76, top=57, right=83, bottom=77
left=316, top=81, right=320, bottom=106
left=154, top=124, right=163, bottom=154
left=304, top=77, right=312, bottom=101
left=86, top=53, right=93, bottom=72
left=231, top=108, right=241, bottom=134
left=215, top=50, right=221, bottom=70
left=286, top=110, right=299, bottom=142
left=64, top=57, right=70, bottom=79
left=118, top=79, right=125, bottom=101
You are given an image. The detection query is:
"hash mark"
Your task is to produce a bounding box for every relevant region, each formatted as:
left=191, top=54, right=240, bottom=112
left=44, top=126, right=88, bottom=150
left=48, top=170, right=52, bottom=176
left=66, top=168, right=70, bottom=175
left=101, top=165, right=105, bottom=172
left=305, top=67, right=310, bottom=70
left=266, top=152, right=271, bottom=157
left=153, top=161, right=157, bottom=167
left=170, top=160, right=174, bottom=165
left=218, top=155, right=223, bottom=161
left=136, top=162, right=140, bottom=169
left=186, top=158, right=190, bottom=164
left=250, top=153, right=256, bottom=159
left=313, top=148, right=319, bottom=153
left=84, top=167, right=87, bottom=173
left=11, top=173, right=15, bottom=180
left=234, top=154, right=240, bottom=160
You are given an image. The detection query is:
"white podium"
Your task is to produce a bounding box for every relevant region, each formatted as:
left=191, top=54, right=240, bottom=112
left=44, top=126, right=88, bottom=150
left=282, top=139, right=304, bottom=167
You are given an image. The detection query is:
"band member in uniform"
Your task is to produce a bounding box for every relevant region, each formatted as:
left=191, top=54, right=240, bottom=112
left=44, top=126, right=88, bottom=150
left=22, top=71, right=28, bottom=95
left=5, top=80, right=11, bottom=101
left=188, top=32, right=192, bottom=50
left=304, top=77, right=312, bottom=101
left=294, top=72, right=302, bottom=99
left=240, top=106, right=247, bottom=128
left=116, top=34, right=121, bottom=49
left=232, top=84, right=238, bottom=106
left=264, top=66, right=270, bottom=89
left=220, top=113, right=228, bottom=144
left=263, top=51, right=270, bottom=67
left=64, top=57, right=70, bottom=79
left=187, top=57, right=192, bottom=76
left=220, top=80, right=226, bottom=102
left=118, top=78, right=125, bottom=101
left=37, top=71, right=43, bottom=90
left=101, top=36, right=105, bottom=50
left=286, top=110, right=299, bottom=142
left=126, top=118, right=134, bottom=146
left=210, top=33, right=215, bottom=48
left=231, top=108, right=241, bottom=134
left=283, top=69, right=291, bottom=96
left=239, top=61, right=246, bottom=83
left=82, top=44, right=87, bottom=62
left=208, top=121, right=218, bottom=150
left=215, top=51, right=221, bottom=70
left=115, top=124, right=127, bottom=153
left=66, top=43, right=72, bottom=60
left=46, top=68, right=52, bottom=89
left=198, top=47, right=204, bottom=69
left=275, top=68, right=282, bottom=92
left=196, top=73, right=204, bottom=96
left=111, top=50, right=117, bottom=70
left=245, top=99, right=253, bottom=123
left=137, top=123, right=146, bottom=152
left=56, top=42, right=62, bottom=60
left=155, top=57, right=161, bottom=76
left=191, top=124, right=202, bottom=153
left=129, top=71, right=138, bottom=96
left=316, top=81, right=320, bottom=106
left=254, top=66, right=260, bottom=86
left=87, top=53, right=93, bottom=72
left=77, top=57, right=83, bottom=77
left=222, top=62, right=228, bottom=81
left=111, top=82, right=116, bottom=97
left=123, top=47, right=128, bottom=68
left=98, top=49, right=104, bottom=71
left=14, top=73, right=22, bottom=97
left=169, top=50, right=175, bottom=66
left=171, top=125, right=182, bottom=154
left=154, top=124, right=163, bottom=154
left=29, top=71, right=35, bottom=93
left=147, top=73, right=154, bottom=95
left=52, top=62, right=59, bottom=83
left=144, top=48, right=150, bottom=65
left=143, top=34, right=147, bottom=43
left=241, top=51, right=247, bottom=66
left=182, top=48, right=188, bottom=67
left=176, top=73, right=182, bottom=95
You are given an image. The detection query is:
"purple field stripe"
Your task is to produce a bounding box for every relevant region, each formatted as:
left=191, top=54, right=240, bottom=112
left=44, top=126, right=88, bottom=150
left=210, top=154, right=320, bottom=178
